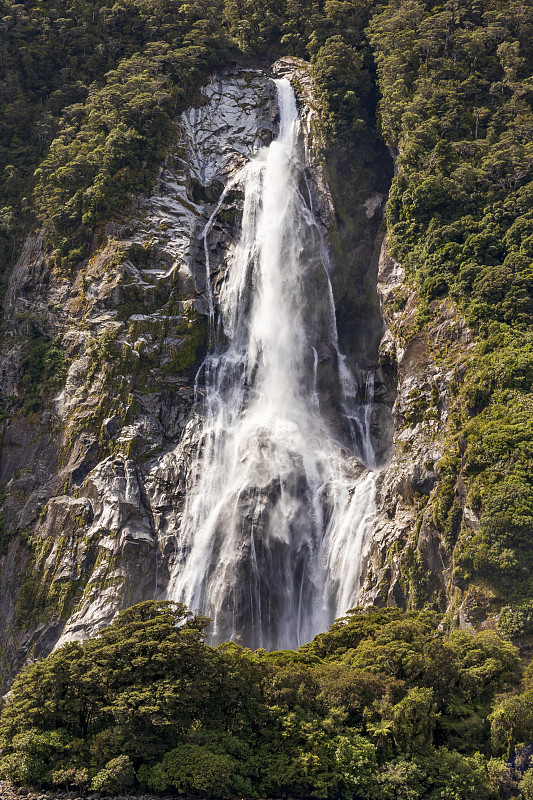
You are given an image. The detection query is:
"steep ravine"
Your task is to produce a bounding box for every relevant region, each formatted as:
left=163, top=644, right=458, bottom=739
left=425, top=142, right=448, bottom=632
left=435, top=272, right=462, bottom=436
left=0, top=57, right=465, bottom=684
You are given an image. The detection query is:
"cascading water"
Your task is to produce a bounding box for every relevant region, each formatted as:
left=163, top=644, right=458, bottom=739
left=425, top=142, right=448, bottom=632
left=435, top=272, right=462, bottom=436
left=166, top=78, right=378, bottom=650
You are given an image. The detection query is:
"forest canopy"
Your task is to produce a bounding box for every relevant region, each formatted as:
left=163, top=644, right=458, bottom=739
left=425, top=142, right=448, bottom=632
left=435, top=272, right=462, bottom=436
left=0, top=601, right=531, bottom=798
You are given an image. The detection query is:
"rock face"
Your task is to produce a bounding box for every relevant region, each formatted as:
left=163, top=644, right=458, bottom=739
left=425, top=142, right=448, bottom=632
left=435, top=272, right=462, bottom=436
left=3, top=52, right=476, bottom=676
left=0, top=60, right=393, bottom=680
left=359, top=236, right=475, bottom=613
left=0, top=68, right=278, bottom=674
left=0, top=54, right=479, bottom=682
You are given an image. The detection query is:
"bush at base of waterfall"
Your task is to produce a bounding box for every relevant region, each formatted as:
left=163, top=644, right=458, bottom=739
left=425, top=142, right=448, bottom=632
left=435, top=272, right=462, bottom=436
left=0, top=601, right=529, bottom=800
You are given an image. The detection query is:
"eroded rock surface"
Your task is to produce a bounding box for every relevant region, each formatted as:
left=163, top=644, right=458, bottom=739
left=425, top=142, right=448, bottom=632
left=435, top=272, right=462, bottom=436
left=0, top=68, right=281, bottom=676
left=0, top=60, right=393, bottom=679
left=360, top=237, right=475, bottom=613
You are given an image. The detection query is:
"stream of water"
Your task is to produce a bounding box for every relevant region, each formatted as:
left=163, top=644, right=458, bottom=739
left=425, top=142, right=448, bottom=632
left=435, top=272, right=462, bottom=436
left=166, top=78, right=377, bottom=650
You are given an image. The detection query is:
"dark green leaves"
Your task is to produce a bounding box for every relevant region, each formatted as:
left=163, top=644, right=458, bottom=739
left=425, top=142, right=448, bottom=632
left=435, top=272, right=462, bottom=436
left=0, top=602, right=523, bottom=798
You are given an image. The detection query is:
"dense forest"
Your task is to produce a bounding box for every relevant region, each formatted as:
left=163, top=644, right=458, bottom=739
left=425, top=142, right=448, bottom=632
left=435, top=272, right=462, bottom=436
left=1, top=600, right=532, bottom=799
left=1, top=0, right=533, bottom=795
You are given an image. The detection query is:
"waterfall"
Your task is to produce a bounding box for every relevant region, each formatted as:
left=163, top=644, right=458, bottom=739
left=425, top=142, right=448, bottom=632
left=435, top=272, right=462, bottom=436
left=166, top=78, right=378, bottom=650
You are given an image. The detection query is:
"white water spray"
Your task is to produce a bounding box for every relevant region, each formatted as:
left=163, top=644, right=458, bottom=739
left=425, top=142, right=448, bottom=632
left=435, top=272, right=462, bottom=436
left=167, top=79, right=378, bottom=649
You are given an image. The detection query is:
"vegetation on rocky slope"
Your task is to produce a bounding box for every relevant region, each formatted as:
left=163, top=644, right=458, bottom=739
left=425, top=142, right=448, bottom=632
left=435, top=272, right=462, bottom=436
left=0, top=0, right=388, bottom=677
left=0, top=0, right=533, bottom=793
left=2, top=601, right=533, bottom=799
left=0, top=0, right=375, bottom=262
left=368, top=0, right=533, bottom=632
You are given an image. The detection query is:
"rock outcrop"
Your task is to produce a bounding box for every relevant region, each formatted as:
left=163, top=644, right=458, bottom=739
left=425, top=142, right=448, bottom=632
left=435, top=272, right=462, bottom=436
left=0, top=51, right=480, bottom=683
left=0, top=68, right=279, bottom=677
left=360, top=236, right=475, bottom=615
left=0, top=50, right=480, bottom=684
left=0, top=60, right=392, bottom=681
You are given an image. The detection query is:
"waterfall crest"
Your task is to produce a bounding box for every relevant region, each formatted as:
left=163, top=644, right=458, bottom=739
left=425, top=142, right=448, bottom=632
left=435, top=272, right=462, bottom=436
left=166, top=79, right=378, bottom=650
